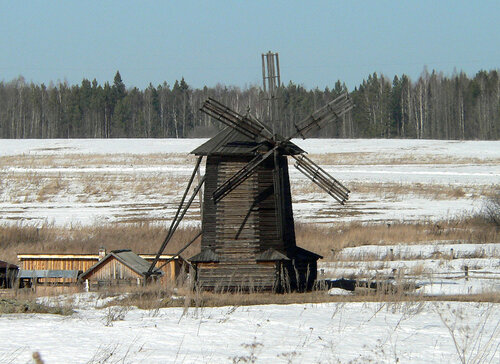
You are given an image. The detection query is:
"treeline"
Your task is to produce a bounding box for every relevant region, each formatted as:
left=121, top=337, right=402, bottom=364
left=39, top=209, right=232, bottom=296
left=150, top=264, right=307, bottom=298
left=0, top=69, right=499, bottom=139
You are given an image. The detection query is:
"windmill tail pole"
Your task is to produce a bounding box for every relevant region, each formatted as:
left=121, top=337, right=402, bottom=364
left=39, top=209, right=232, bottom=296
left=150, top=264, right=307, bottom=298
left=155, top=231, right=202, bottom=271
left=146, top=158, right=204, bottom=276
left=146, top=175, right=205, bottom=277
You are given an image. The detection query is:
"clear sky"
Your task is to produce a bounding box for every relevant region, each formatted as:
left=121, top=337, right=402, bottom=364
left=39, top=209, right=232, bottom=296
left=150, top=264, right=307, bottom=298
left=1, top=1, right=499, bottom=90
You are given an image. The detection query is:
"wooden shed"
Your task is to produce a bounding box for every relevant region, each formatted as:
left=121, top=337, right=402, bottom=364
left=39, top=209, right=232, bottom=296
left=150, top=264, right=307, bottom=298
left=0, top=259, right=18, bottom=288
left=17, top=251, right=184, bottom=284
left=17, top=269, right=81, bottom=288
left=79, top=250, right=163, bottom=289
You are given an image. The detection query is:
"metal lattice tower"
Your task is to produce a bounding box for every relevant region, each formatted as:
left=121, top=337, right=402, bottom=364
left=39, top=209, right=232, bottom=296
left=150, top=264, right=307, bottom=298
left=262, top=51, right=281, bottom=135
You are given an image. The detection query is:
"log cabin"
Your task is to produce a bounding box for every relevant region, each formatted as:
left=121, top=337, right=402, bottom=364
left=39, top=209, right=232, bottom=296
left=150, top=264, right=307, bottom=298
left=79, top=250, right=163, bottom=289
left=17, top=248, right=186, bottom=286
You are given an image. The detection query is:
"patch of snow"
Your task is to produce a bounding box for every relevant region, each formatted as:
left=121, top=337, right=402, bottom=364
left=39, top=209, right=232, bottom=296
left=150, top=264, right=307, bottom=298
left=0, top=301, right=498, bottom=363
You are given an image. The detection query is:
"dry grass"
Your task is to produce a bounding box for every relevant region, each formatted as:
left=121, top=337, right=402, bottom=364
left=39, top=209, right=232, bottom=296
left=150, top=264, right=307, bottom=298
left=295, top=216, right=499, bottom=260
left=2, top=150, right=497, bottom=169
left=0, top=223, right=201, bottom=263
left=292, top=181, right=496, bottom=201
left=1, top=214, right=497, bottom=264
left=103, top=284, right=500, bottom=308
left=0, top=170, right=188, bottom=204
left=0, top=297, right=73, bottom=315
left=0, top=153, right=196, bottom=169
left=308, top=152, right=500, bottom=166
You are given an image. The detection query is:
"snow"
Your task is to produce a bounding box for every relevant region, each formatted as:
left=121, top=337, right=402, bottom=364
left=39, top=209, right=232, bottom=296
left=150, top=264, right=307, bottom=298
left=336, top=242, right=500, bottom=260
left=0, top=138, right=206, bottom=156
left=0, top=300, right=498, bottom=363
left=319, top=240, right=500, bottom=298
left=0, top=139, right=499, bottom=362
left=1, top=138, right=498, bottom=226
left=1, top=138, right=498, bottom=160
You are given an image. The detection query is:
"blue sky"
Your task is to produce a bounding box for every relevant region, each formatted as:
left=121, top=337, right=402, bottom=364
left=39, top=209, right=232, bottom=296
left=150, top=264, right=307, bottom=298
left=1, top=1, right=499, bottom=90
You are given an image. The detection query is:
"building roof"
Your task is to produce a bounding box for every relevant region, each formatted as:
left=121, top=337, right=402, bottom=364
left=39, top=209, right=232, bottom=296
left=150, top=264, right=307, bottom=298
left=18, top=254, right=99, bottom=260
left=287, top=246, right=323, bottom=261
left=191, top=127, right=303, bottom=156
left=189, top=249, right=220, bottom=263
left=17, top=253, right=177, bottom=260
left=190, top=247, right=321, bottom=263
left=79, top=250, right=163, bottom=280
left=0, top=259, right=18, bottom=270
left=18, top=269, right=80, bottom=279
left=256, top=249, right=290, bottom=261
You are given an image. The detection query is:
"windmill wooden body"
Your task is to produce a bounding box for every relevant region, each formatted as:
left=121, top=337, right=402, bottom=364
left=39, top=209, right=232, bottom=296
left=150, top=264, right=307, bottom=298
left=148, top=53, right=353, bottom=291
left=188, top=126, right=319, bottom=291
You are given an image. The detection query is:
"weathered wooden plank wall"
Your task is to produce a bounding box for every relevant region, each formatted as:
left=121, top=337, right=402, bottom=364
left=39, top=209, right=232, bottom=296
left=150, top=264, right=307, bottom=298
left=195, top=155, right=301, bottom=290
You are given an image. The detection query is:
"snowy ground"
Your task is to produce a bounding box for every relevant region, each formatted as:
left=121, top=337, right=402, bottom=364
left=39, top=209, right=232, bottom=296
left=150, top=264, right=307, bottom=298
left=0, top=138, right=498, bottom=226
left=0, top=297, right=499, bottom=363
left=0, top=139, right=499, bottom=363
left=320, top=241, right=500, bottom=297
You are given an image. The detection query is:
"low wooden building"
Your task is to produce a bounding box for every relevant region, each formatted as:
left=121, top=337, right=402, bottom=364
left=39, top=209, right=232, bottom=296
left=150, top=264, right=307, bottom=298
left=17, top=250, right=185, bottom=285
left=18, top=269, right=80, bottom=288
left=79, top=250, right=163, bottom=289
left=0, top=259, right=18, bottom=288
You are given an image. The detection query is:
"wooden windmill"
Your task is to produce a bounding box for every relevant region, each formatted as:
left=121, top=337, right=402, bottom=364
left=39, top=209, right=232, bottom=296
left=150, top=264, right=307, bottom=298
left=148, top=52, right=353, bottom=291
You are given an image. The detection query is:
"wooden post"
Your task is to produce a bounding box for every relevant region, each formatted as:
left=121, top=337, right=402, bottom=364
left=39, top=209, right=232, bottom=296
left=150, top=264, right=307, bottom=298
left=197, top=167, right=204, bottom=221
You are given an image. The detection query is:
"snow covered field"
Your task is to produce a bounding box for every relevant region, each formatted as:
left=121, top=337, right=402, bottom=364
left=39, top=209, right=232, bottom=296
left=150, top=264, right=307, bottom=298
left=0, top=298, right=499, bottom=363
left=1, top=138, right=499, bottom=363
left=0, top=138, right=498, bottom=226
left=320, top=241, right=500, bottom=296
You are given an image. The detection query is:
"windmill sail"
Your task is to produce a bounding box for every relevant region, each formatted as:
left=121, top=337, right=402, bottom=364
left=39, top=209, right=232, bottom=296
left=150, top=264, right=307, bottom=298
left=293, top=154, right=350, bottom=204
left=203, top=93, right=353, bottom=203
left=200, top=98, right=273, bottom=141
left=291, top=93, right=353, bottom=139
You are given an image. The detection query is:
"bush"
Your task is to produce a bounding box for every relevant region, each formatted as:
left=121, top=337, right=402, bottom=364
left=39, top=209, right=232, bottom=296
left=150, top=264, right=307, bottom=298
left=483, top=193, right=500, bottom=228
left=0, top=298, right=73, bottom=315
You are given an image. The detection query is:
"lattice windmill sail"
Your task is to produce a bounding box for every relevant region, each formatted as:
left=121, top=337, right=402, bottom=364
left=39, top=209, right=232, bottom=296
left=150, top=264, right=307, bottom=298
left=148, top=52, right=352, bottom=291
left=201, top=92, right=352, bottom=204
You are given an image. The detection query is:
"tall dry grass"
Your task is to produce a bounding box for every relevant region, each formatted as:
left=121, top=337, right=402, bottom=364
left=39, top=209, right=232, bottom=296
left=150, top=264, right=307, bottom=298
left=0, top=222, right=201, bottom=263
left=296, top=216, right=498, bottom=260
left=1, top=214, right=497, bottom=264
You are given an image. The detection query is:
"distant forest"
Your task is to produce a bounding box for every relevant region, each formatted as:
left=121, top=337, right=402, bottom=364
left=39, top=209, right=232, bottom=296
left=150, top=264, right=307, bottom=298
left=1, top=68, right=499, bottom=139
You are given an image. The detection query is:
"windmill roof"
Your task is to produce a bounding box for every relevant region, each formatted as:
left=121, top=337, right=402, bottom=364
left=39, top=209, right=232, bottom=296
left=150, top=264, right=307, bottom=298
left=191, top=127, right=303, bottom=156
left=287, top=246, right=323, bottom=260
left=189, top=249, right=219, bottom=263
left=256, top=249, right=290, bottom=261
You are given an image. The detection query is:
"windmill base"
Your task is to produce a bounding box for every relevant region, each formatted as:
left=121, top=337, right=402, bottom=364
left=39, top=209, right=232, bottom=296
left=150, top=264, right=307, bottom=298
left=191, top=260, right=318, bottom=293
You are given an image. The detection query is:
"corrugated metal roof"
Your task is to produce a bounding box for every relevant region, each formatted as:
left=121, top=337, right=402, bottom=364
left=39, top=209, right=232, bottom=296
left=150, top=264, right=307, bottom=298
left=18, top=269, right=80, bottom=279
left=191, top=127, right=303, bottom=156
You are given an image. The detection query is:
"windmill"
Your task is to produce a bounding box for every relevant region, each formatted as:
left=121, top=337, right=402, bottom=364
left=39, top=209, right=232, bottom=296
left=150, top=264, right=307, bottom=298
left=147, top=52, right=353, bottom=291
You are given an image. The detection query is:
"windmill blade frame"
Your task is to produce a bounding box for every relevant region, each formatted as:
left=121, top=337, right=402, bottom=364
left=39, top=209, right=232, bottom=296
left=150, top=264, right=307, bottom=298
left=293, top=154, right=350, bottom=204
left=200, top=98, right=274, bottom=141
left=200, top=93, right=353, bottom=204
